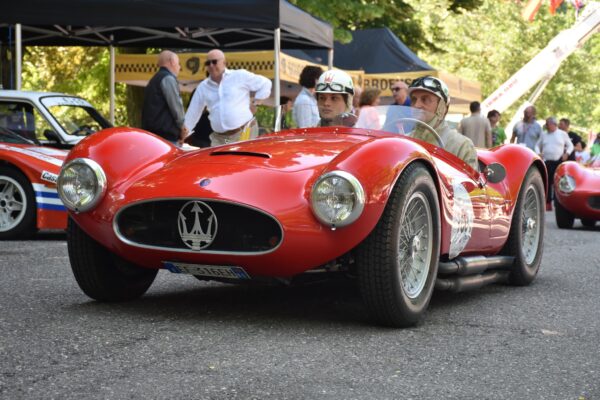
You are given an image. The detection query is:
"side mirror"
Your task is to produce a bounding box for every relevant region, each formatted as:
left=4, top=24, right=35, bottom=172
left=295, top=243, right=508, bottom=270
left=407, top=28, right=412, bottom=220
left=484, top=162, right=506, bottom=184
left=44, top=129, right=61, bottom=142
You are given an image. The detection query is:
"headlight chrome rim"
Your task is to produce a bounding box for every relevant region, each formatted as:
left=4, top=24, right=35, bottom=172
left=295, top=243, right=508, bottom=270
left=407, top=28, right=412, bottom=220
left=557, top=174, right=576, bottom=195
left=57, top=158, right=107, bottom=212
left=310, top=170, right=365, bottom=228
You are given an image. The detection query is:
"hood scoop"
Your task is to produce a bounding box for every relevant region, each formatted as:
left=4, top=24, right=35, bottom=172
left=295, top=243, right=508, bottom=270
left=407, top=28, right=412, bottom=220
left=210, top=150, right=271, bottom=159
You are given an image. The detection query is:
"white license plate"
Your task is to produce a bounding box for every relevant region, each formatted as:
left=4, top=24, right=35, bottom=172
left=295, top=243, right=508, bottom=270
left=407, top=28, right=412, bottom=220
left=163, top=261, right=250, bottom=280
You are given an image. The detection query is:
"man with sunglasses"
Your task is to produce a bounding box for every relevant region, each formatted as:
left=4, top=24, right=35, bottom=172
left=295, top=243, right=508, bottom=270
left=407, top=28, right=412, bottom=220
left=141, top=50, right=188, bottom=146
left=382, top=80, right=410, bottom=132
left=390, top=80, right=410, bottom=106
left=184, top=49, right=272, bottom=146
left=408, top=76, right=478, bottom=170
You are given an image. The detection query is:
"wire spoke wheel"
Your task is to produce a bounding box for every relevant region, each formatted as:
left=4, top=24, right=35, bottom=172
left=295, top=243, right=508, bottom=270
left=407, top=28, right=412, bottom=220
left=358, top=163, right=440, bottom=327
left=398, top=192, right=433, bottom=299
left=521, top=185, right=541, bottom=265
left=502, top=167, right=544, bottom=286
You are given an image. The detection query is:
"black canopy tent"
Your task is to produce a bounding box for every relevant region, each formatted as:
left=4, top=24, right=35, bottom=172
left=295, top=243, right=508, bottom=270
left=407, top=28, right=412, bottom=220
left=0, top=0, right=333, bottom=121
left=287, top=27, right=432, bottom=73
left=289, top=28, right=480, bottom=112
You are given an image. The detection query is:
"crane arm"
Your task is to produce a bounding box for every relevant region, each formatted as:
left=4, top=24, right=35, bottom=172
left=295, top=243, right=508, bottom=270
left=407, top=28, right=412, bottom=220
left=481, top=2, right=600, bottom=114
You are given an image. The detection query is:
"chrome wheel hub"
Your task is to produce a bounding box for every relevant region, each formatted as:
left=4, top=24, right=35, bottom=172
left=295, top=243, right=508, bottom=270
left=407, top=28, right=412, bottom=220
left=0, top=177, right=26, bottom=232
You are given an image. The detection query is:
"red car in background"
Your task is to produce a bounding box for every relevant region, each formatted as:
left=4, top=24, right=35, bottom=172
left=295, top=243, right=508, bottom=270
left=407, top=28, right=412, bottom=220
left=0, top=127, right=67, bottom=238
left=56, top=106, right=547, bottom=327
left=554, top=160, right=600, bottom=229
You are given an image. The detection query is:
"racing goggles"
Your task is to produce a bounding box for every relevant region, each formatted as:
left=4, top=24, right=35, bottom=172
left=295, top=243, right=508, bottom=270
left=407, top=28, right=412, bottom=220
left=315, top=82, right=354, bottom=95
left=410, top=77, right=448, bottom=103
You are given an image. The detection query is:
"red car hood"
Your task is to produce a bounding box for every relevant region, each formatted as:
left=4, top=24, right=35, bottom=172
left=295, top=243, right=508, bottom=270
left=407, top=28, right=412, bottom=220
left=175, top=133, right=370, bottom=172
left=115, top=132, right=373, bottom=208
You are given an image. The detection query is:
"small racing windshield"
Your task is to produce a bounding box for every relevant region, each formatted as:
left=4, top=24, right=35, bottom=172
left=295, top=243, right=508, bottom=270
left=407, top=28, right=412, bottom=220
left=40, top=96, right=111, bottom=137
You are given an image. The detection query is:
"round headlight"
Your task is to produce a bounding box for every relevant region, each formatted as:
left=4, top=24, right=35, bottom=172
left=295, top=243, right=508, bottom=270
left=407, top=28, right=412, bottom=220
left=557, top=175, right=576, bottom=194
left=57, top=158, right=107, bottom=212
left=310, top=171, right=365, bottom=228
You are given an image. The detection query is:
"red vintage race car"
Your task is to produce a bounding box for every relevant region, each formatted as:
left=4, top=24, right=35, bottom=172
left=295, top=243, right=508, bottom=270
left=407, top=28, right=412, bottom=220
left=554, top=159, right=600, bottom=228
left=57, top=106, right=547, bottom=327
left=0, top=127, right=67, bottom=238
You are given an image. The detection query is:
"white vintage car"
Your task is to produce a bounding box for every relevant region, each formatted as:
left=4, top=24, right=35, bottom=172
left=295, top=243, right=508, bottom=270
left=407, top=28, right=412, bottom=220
left=0, top=90, right=111, bottom=148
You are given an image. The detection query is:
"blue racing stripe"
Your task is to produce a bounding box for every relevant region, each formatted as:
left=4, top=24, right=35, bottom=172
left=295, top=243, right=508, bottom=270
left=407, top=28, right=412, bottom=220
left=35, top=191, right=60, bottom=199
left=38, top=203, right=67, bottom=211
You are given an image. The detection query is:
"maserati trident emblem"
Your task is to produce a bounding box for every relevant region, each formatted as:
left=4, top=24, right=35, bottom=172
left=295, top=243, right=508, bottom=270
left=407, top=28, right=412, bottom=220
left=177, top=201, right=218, bottom=250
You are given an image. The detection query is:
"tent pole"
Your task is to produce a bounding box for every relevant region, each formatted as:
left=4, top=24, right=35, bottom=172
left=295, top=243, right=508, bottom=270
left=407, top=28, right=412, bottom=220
left=109, top=36, right=115, bottom=125
left=328, top=49, right=333, bottom=70
left=274, top=28, right=281, bottom=109
left=15, top=24, right=22, bottom=90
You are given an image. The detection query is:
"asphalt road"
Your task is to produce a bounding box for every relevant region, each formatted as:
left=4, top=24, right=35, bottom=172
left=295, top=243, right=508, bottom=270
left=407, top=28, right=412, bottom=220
left=1, top=212, right=599, bottom=400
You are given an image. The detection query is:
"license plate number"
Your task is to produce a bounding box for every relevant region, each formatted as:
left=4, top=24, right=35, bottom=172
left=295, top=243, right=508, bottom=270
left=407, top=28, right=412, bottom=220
left=163, top=261, right=250, bottom=280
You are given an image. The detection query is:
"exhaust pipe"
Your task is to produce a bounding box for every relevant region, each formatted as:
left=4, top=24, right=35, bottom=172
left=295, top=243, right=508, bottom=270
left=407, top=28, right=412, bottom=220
left=435, top=255, right=514, bottom=292
left=438, top=255, right=514, bottom=276
left=435, top=271, right=510, bottom=292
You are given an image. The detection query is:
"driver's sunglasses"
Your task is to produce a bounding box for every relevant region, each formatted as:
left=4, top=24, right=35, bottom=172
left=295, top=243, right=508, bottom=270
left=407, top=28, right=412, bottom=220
left=415, top=77, right=448, bottom=103
left=315, top=82, right=354, bottom=95
left=204, top=59, right=220, bottom=66
left=391, top=87, right=404, bottom=92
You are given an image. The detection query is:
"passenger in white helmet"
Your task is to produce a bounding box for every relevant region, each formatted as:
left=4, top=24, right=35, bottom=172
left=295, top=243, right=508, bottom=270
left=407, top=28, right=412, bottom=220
left=408, top=76, right=478, bottom=170
left=314, top=70, right=357, bottom=127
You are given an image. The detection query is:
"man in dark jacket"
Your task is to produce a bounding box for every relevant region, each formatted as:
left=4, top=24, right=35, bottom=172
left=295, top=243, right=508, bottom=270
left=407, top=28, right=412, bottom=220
left=141, top=50, right=187, bottom=145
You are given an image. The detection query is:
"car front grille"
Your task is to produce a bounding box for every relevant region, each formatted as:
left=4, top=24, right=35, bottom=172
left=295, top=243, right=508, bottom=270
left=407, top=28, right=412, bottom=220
left=588, top=196, right=600, bottom=210
left=115, top=199, right=282, bottom=254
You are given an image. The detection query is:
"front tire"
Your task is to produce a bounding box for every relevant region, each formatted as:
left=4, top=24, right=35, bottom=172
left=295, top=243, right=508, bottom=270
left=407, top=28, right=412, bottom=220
left=357, top=163, right=440, bottom=327
left=67, top=218, right=157, bottom=301
left=554, top=199, right=574, bottom=229
left=502, top=167, right=545, bottom=285
left=0, top=167, right=36, bottom=239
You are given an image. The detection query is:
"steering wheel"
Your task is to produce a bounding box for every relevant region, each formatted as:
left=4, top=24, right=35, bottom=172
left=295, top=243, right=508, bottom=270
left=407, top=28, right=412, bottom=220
left=396, top=117, right=445, bottom=148
left=71, top=125, right=94, bottom=136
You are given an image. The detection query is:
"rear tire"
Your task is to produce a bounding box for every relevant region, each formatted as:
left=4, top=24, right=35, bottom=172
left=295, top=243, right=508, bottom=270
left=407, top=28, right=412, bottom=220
left=357, top=163, right=440, bottom=327
left=67, top=218, right=157, bottom=301
left=581, top=219, right=596, bottom=228
left=0, top=166, right=36, bottom=239
left=502, top=167, right=544, bottom=286
left=554, top=199, right=574, bottom=229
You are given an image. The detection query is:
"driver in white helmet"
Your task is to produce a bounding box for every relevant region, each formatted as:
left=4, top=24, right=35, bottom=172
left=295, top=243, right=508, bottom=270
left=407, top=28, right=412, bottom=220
left=408, top=76, right=478, bottom=170
left=315, top=69, right=357, bottom=127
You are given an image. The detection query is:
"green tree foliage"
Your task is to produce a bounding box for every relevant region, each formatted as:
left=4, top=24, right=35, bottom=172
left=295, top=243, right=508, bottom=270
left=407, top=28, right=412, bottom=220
left=410, top=0, right=599, bottom=134
left=292, top=0, right=482, bottom=51
left=21, top=46, right=128, bottom=125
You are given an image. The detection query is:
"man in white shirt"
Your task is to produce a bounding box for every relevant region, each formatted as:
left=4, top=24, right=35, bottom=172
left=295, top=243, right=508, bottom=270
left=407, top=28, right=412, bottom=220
left=184, top=49, right=272, bottom=146
left=292, top=65, right=323, bottom=128
left=535, top=116, right=574, bottom=210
